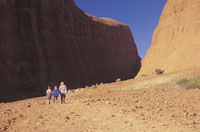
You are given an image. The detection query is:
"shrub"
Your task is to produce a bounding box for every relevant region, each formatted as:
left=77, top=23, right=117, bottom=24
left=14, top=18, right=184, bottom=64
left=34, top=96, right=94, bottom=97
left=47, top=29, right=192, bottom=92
left=185, top=82, right=200, bottom=89
left=155, top=69, right=164, bottom=75
left=176, top=76, right=200, bottom=90
left=176, top=79, right=189, bottom=86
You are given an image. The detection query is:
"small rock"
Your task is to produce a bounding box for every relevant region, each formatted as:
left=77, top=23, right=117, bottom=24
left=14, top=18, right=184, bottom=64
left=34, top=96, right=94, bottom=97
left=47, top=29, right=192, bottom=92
left=95, top=99, right=101, bottom=101
left=135, top=99, right=139, bottom=103
left=19, top=114, right=24, bottom=118
left=131, top=109, right=136, bottom=112
left=75, top=89, right=80, bottom=92
left=135, top=105, right=143, bottom=109
left=116, top=78, right=121, bottom=82
left=91, top=85, right=97, bottom=88
left=111, top=115, right=115, bottom=117
left=106, top=101, right=110, bottom=104
left=189, top=113, right=196, bottom=117
left=170, top=114, right=175, bottom=117
left=140, top=113, right=144, bottom=116
left=66, top=116, right=70, bottom=120
left=38, top=116, right=44, bottom=119
left=24, top=103, right=31, bottom=108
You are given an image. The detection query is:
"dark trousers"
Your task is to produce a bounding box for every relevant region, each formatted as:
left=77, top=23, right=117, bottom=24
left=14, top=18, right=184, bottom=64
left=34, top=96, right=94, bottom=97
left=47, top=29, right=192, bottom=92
left=61, top=94, right=66, bottom=104
left=53, top=96, right=58, bottom=103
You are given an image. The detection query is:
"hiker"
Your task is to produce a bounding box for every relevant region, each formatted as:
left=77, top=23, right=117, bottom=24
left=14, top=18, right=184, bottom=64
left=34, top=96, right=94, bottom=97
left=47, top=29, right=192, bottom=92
left=59, top=82, right=67, bottom=104
left=53, top=86, right=59, bottom=104
left=46, top=86, right=52, bottom=104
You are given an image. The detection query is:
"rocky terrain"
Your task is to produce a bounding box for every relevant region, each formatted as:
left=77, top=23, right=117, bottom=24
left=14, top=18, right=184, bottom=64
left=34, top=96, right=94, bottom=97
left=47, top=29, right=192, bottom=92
left=138, top=0, right=200, bottom=76
left=1, top=70, right=200, bottom=132
left=0, top=0, right=140, bottom=102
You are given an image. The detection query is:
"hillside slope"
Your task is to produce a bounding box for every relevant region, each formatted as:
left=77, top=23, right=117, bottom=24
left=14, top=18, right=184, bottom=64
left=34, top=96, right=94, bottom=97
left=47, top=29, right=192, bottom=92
left=138, top=0, right=200, bottom=76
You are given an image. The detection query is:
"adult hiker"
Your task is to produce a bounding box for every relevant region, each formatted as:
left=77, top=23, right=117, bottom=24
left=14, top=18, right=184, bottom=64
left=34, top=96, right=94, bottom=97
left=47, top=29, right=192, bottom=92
left=59, top=82, right=67, bottom=104
left=53, top=86, right=59, bottom=104
left=46, top=86, right=52, bottom=104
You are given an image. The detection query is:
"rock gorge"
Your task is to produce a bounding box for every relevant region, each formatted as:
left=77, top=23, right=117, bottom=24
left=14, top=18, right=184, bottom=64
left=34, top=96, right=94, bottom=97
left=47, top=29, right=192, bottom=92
left=0, top=0, right=141, bottom=101
left=138, top=0, right=200, bottom=76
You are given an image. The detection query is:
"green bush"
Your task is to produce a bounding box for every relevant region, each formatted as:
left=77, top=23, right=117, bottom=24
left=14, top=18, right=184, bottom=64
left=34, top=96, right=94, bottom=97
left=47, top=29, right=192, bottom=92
left=176, top=79, right=189, bottom=86
left=185, top=82, right=200, bottom=89
left=177, top=76, right=200, bottom=90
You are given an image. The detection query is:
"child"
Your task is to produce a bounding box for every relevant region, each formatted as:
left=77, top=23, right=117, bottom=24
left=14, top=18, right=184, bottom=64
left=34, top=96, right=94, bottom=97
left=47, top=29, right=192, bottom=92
left=53, top=86, right=59, bottom=104
left=46, top=86, right=52, bottom=104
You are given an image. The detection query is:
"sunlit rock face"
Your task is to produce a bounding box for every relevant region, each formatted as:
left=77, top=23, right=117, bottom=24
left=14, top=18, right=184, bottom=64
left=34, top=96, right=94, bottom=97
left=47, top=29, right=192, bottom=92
left=138, top=0, right=200, bottom=76
left=0, top=0, right=141, bottom=101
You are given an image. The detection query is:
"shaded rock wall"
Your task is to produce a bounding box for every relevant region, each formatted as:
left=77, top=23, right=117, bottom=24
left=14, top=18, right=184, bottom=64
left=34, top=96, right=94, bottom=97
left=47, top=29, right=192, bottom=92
left=0, top=0, right=141, bottom=102
left=138, top=0, right=200, bottom=76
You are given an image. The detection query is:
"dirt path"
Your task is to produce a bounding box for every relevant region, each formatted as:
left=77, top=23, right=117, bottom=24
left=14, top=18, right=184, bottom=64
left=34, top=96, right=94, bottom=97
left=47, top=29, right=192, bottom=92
left=1, top=71, right=200, bottom=132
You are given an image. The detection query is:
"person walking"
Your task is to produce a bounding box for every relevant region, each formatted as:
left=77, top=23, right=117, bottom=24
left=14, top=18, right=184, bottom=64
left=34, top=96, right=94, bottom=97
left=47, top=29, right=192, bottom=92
left=53, top=86, right=59, bottom=104
left=59, top=82, right=67, bottom=104
left=46, top=86, right=52, bottom=104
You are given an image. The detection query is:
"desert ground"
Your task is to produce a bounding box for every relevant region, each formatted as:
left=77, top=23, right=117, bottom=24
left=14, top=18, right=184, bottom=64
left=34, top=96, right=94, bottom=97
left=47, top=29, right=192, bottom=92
left=1, top=69, right=200, bottom=132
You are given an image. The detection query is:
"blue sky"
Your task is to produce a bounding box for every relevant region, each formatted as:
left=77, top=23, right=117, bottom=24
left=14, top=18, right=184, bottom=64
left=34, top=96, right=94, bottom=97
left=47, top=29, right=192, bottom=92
left=74, top=0, right=167, bottom=58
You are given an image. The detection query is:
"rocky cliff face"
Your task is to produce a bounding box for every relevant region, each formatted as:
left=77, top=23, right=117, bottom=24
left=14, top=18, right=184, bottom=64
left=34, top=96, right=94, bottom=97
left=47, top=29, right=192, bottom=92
left=138, top=0, right=200, bottom=76
left=0, top=0, right=140, bottom=102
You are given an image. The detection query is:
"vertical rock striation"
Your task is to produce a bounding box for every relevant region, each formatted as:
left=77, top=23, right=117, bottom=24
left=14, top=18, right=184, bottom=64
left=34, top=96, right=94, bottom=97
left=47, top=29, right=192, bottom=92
left=138, top=0, right=200, bottom=76
left=0, top=0, right=141, bottom=102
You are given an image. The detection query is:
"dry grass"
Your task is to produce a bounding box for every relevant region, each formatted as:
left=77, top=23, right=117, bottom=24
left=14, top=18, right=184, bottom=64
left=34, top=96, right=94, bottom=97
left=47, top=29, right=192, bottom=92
left=177, top=76, right=200, bottom=89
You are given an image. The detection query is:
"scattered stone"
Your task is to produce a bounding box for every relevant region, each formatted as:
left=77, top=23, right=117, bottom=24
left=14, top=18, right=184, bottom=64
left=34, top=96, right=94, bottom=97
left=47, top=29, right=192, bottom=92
left=11, top=118, right=17, bottom=122
left=189, top=112, right=196, bottom=117
left=116, top=78, right=121, bottom=82
left=75, top=89, right=80, bottom=92
left=170, top=114, right=175, bottom=117
left=135, top=105, right=143, bottom=109
left=95, top=99, right=101, bottom=101
left=24, top=103, right=31, bottom=108
left=131, top=109, right=136, bottom=112
left=38, top=116, right=44, bottom=119
left=134, top=99, right=139, bottom=103
left=162, top=124, right=169, bottom=127
left=106, top=101, right=110, bottom=104
left=140, top=113, right=144, bottom=117
left=19, top=114, right=24, bottom=118
left=66, top=116, right=70, bottom=120
left=91, top=85, right=97, bottom=89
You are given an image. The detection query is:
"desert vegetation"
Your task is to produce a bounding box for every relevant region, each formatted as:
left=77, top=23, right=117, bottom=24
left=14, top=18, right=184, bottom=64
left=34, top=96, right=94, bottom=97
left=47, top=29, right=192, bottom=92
left=177, top=76, right=200, bottom=89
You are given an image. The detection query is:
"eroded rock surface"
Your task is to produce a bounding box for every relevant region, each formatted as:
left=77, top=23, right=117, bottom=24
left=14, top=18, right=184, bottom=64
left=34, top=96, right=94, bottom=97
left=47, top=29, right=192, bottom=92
left=138, top=0, right=200, bottom=76
left=0, top=0, right=140, bottom=102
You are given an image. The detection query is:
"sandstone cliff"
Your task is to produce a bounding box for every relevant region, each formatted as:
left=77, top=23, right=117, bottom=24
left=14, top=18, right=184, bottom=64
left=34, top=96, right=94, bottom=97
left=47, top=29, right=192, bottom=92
left=138, top=0, right=200, bottom=76
left=0, top=0, right=140, bottom=102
